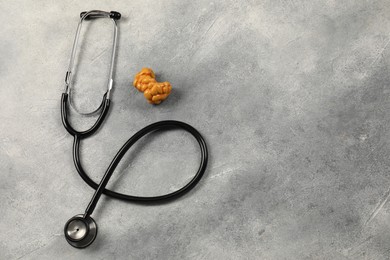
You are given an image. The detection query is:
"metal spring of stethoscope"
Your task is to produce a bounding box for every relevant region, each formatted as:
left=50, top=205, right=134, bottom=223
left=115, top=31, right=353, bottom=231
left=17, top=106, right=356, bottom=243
left=61, top=10, right=208, bottom=248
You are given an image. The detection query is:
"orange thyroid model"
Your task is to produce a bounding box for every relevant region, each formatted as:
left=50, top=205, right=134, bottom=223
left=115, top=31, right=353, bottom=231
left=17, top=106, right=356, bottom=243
left=133, top=68, right=172, bottom=104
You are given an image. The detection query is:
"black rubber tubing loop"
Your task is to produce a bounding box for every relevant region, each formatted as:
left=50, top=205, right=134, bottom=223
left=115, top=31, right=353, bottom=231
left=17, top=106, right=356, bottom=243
left=61, top=93, right=208, bottom=215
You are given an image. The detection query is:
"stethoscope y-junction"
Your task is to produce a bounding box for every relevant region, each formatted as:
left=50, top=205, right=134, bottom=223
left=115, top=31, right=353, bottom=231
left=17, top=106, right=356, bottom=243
left=61, top=10, right=208, bottom=248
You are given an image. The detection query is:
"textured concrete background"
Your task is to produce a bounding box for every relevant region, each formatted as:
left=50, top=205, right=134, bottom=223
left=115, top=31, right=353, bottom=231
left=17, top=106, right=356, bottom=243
left=1, top=0, right=390, bottom=259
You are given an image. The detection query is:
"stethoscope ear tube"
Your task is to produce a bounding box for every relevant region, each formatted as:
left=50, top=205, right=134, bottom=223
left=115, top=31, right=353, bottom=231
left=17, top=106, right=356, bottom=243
left=64, top=10, right=118, bottom=116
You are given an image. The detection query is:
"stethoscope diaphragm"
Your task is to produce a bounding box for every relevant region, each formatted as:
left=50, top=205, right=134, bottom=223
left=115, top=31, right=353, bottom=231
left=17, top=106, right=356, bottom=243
left=64, top=214, right=97, bottom=248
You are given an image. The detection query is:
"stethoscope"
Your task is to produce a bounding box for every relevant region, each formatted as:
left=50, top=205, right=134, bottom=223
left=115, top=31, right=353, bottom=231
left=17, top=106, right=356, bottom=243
left=61, top=10, right=208, bottom=248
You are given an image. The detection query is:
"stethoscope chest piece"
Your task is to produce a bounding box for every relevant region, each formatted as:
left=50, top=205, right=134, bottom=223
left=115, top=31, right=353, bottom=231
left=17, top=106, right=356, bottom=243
left=64, top=215, right=98, bottom=248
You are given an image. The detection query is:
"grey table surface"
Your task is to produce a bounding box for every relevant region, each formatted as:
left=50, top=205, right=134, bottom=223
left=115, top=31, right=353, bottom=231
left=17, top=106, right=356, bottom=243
left=2, top=0, right=390, bottom=259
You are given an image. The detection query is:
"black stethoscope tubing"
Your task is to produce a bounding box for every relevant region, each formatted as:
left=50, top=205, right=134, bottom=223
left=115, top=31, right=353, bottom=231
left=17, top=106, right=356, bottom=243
left=61, top=92, right=208, bottom=217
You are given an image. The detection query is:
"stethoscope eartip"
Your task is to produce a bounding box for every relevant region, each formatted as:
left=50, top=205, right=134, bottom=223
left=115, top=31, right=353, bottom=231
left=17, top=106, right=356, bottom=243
left=64, top=214, right=97, bottom=248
